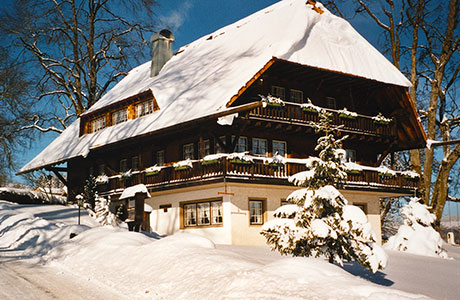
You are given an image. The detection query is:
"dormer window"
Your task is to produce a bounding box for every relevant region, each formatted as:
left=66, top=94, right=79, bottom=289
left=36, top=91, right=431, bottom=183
left=91, top=116, right=106, bottom=133
left=271, top=86, right=285, bottom=100
left=137, top=100, right=154, bottom=118
left=112, top=108, right=128, bottom=125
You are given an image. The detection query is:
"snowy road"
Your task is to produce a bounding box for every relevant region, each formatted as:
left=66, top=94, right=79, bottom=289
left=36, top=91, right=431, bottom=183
left=0, top=254, right=125, bottom=300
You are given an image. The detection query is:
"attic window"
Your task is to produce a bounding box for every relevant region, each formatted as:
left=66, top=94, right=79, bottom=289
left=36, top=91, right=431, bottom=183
left=112, top=108, right=128, bottom=125
left=137, top=100, right=154, bottom=118
left=271, top=86, right=285, bottom=100
left=91, top=116, right=106, bottom=133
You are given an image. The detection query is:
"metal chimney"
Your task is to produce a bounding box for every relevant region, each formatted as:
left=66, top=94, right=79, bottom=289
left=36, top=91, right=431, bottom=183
left=150, top=29, right=175, bottom=77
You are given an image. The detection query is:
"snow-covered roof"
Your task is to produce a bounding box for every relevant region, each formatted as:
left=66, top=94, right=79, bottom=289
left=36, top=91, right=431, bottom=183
left=119, top=184, right=151, bottom=200
left=19, top=0, right=411, bottom=174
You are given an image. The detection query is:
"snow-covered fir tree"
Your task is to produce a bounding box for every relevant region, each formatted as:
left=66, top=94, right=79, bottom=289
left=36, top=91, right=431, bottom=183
left=83, top=175, right=98, bottom=209
left=384, top=198, right=448, bottom=258
left=94, top=196, right=120, bottom=226
left=261, top=111, right=387, bottom=273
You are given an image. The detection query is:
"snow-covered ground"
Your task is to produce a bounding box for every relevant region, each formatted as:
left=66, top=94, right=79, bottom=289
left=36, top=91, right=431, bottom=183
left=1, top=201, right=459, bottom=300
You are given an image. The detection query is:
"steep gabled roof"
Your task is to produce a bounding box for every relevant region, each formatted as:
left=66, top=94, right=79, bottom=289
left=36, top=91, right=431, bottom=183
left=19, top=0, right=414, bottom=174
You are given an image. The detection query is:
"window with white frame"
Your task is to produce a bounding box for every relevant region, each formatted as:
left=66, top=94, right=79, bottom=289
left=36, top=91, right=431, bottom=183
left=252, top=138, right=267, bottom=155
left=290, top=89, right=303, bottom=103
left=272, top=140, right=287, bottom=156
left=249, top=200, right=264, bottom=225
left=132, top=156, right=139, bottom=171
left=156, top=150, right=165, bottom=166
left=271, top=85, right=285, bottom=100
left=326, top=97, right=337, bottom=109
left=183, top=200, right=223, bottom=227
left=120, top=159, right=128, bottom=172
left=112, top=108, right=128, bottom=125
left=91, top=116, right=106, bottom=133
left=184, top=204, right=197, bottom=226
left=232, top=136, right=248, bottom=152
left=136, top=100, right=154, bottom=118
left=215, top=136, right=226, bottom=153
left=183, top=143, right=194, bottom=160
left=197, top=202, right=210, bottom=225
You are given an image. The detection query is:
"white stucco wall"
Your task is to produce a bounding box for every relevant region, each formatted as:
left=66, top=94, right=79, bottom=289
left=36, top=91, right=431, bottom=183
left=146, top=182, right=395, bottom=246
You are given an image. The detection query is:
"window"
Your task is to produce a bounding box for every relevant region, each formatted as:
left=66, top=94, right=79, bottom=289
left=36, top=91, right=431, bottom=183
left=232, top=136, right=248, bottom=152
left=197, top=203, right=210, bottom=225
left=137, top=100, right=154, bottom=118
left=345, top=149, right=356, bottom=162
left=120, top=159, right=128, bottom=172
left=249, top=200, right=264, bottom=225
left=271, top=85, right=285, bottom=99
left=354, top=203, right=368, bottom=214
left=112, top=108, right=128, bottom=125
left=132, top=156, right=139, bottom=171
left=156, top=150, right=165, bottom=166
left=184, top=204, right=196, bottom=226
left=290, top=89, right=303, bottom=103
left=183, top=143, right=194, bottom=160
left=326, top=97, right=336, bottom=109
left=91, top=116, right=106, bottom=133
left=252, top=138, right=267, bottom=155
left=215, top=136, right=226, bottom=153
left=183, top=200, right=223, bottom=227
left=201, top=139, right=210, bottom=158
left=272, top=140, right=287, bottom=156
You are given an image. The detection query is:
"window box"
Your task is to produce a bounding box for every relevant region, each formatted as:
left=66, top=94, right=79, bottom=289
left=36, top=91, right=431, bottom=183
left=338, top=108, right=358, bottom=120
left=174, top=165, right=191, bottom=171
left=372, top=113, right=392, bottom=125
left=346, top=169, right=363, bottom=175
left=230, top=158, right=252, bottom=165
left=119, top=170, right=132, bottom=181
left=144, top=166, right=163, bottom=176
left=201, top=159, right=220, bottom=166
left=95, top=175, right=109, bottom=185
left=379, top=172, right=395, bottom=178
left=300, top=100, right=321, bottom=114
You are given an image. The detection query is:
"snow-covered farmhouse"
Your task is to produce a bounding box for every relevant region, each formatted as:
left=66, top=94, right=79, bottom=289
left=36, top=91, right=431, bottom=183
left=19, top=0, right=426, bottom=245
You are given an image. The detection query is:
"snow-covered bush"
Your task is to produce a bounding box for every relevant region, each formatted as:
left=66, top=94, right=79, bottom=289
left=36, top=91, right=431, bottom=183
left=384, top=198, right=449, bottom=258
left=261, top=111, right=387, bottom=273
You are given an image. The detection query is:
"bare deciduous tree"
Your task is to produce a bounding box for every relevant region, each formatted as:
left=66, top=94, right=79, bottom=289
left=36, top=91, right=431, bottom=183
left=0, top=0, right=157, bottom=133
left=325, top=0, right=460, bottom=229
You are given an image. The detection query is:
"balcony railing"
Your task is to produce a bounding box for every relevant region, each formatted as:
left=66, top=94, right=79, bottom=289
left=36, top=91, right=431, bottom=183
left=96, top=157, right=418, bottom=195
left=246, top=102, right=397, bottom=137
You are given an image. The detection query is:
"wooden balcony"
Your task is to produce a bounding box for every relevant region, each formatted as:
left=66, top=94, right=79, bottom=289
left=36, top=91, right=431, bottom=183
left=244, top=102, right=397, bottom=138
left=97, top=157, right=418, bottom=196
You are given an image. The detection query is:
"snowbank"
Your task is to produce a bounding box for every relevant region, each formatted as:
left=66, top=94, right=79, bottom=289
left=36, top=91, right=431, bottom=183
left=0, top=200, right=432, bottom=299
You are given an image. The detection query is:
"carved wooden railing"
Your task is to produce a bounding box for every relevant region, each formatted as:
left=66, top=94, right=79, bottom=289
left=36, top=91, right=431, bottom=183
left=247, top=102, right=397, bottom=137
left=97, top=157, right=418, bottom=194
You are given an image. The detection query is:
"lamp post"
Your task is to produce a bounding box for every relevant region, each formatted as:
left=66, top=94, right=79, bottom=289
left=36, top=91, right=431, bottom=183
left=76, top=195, right=83, bottom=225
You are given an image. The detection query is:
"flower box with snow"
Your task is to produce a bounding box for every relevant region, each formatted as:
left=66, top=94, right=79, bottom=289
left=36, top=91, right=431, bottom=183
left=372, top=113, right=392, bottom=125
left=119, top=170, right=132, bottom=181
left=300, top=100, right=321, bottom=114
left=201, top=159, right=221, bottom=166
left=229, top=158, right=253, bottom=165
left=263, top=154, right=286, bottom=168
left=378, top=172, right=395, bottom=178
left=338, top=108, right=358, bottom=120
left=346, top=169, right=363, bottom=175
left=260, top=94, right=285, bottom=109
left=95, top=175, right=109, bottom=185
left=173, top=159, right=193, bottom=171
left=144, top=166, right=163, bottom=176
left=401, top=171, right=420, bottom=181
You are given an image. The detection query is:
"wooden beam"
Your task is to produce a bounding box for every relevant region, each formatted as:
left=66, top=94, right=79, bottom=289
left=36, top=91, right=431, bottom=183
left=45, top=167, right=68, bottom=186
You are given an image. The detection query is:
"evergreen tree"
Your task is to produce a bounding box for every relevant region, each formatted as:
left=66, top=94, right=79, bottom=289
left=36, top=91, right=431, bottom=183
left=83, top=175, right=98, bottom=210
left=261, top=111, right=387, bottom=273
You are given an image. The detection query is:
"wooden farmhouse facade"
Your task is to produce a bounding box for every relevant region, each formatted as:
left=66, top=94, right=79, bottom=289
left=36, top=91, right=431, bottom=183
left=19, top=0, right=426, bottom=245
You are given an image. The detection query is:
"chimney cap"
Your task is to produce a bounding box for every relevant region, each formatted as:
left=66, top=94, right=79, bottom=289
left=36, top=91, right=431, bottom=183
left=151, top=29, right=175, bottom=43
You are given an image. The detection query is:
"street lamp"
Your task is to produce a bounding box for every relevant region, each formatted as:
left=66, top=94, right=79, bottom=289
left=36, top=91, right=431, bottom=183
left=76, top=194, right=84, bottom=225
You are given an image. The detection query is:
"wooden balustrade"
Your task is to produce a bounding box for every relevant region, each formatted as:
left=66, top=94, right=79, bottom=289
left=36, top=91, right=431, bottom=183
left=249, top=103, right=397, bottom=137
left=97, top=157, right=418, bottom=194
